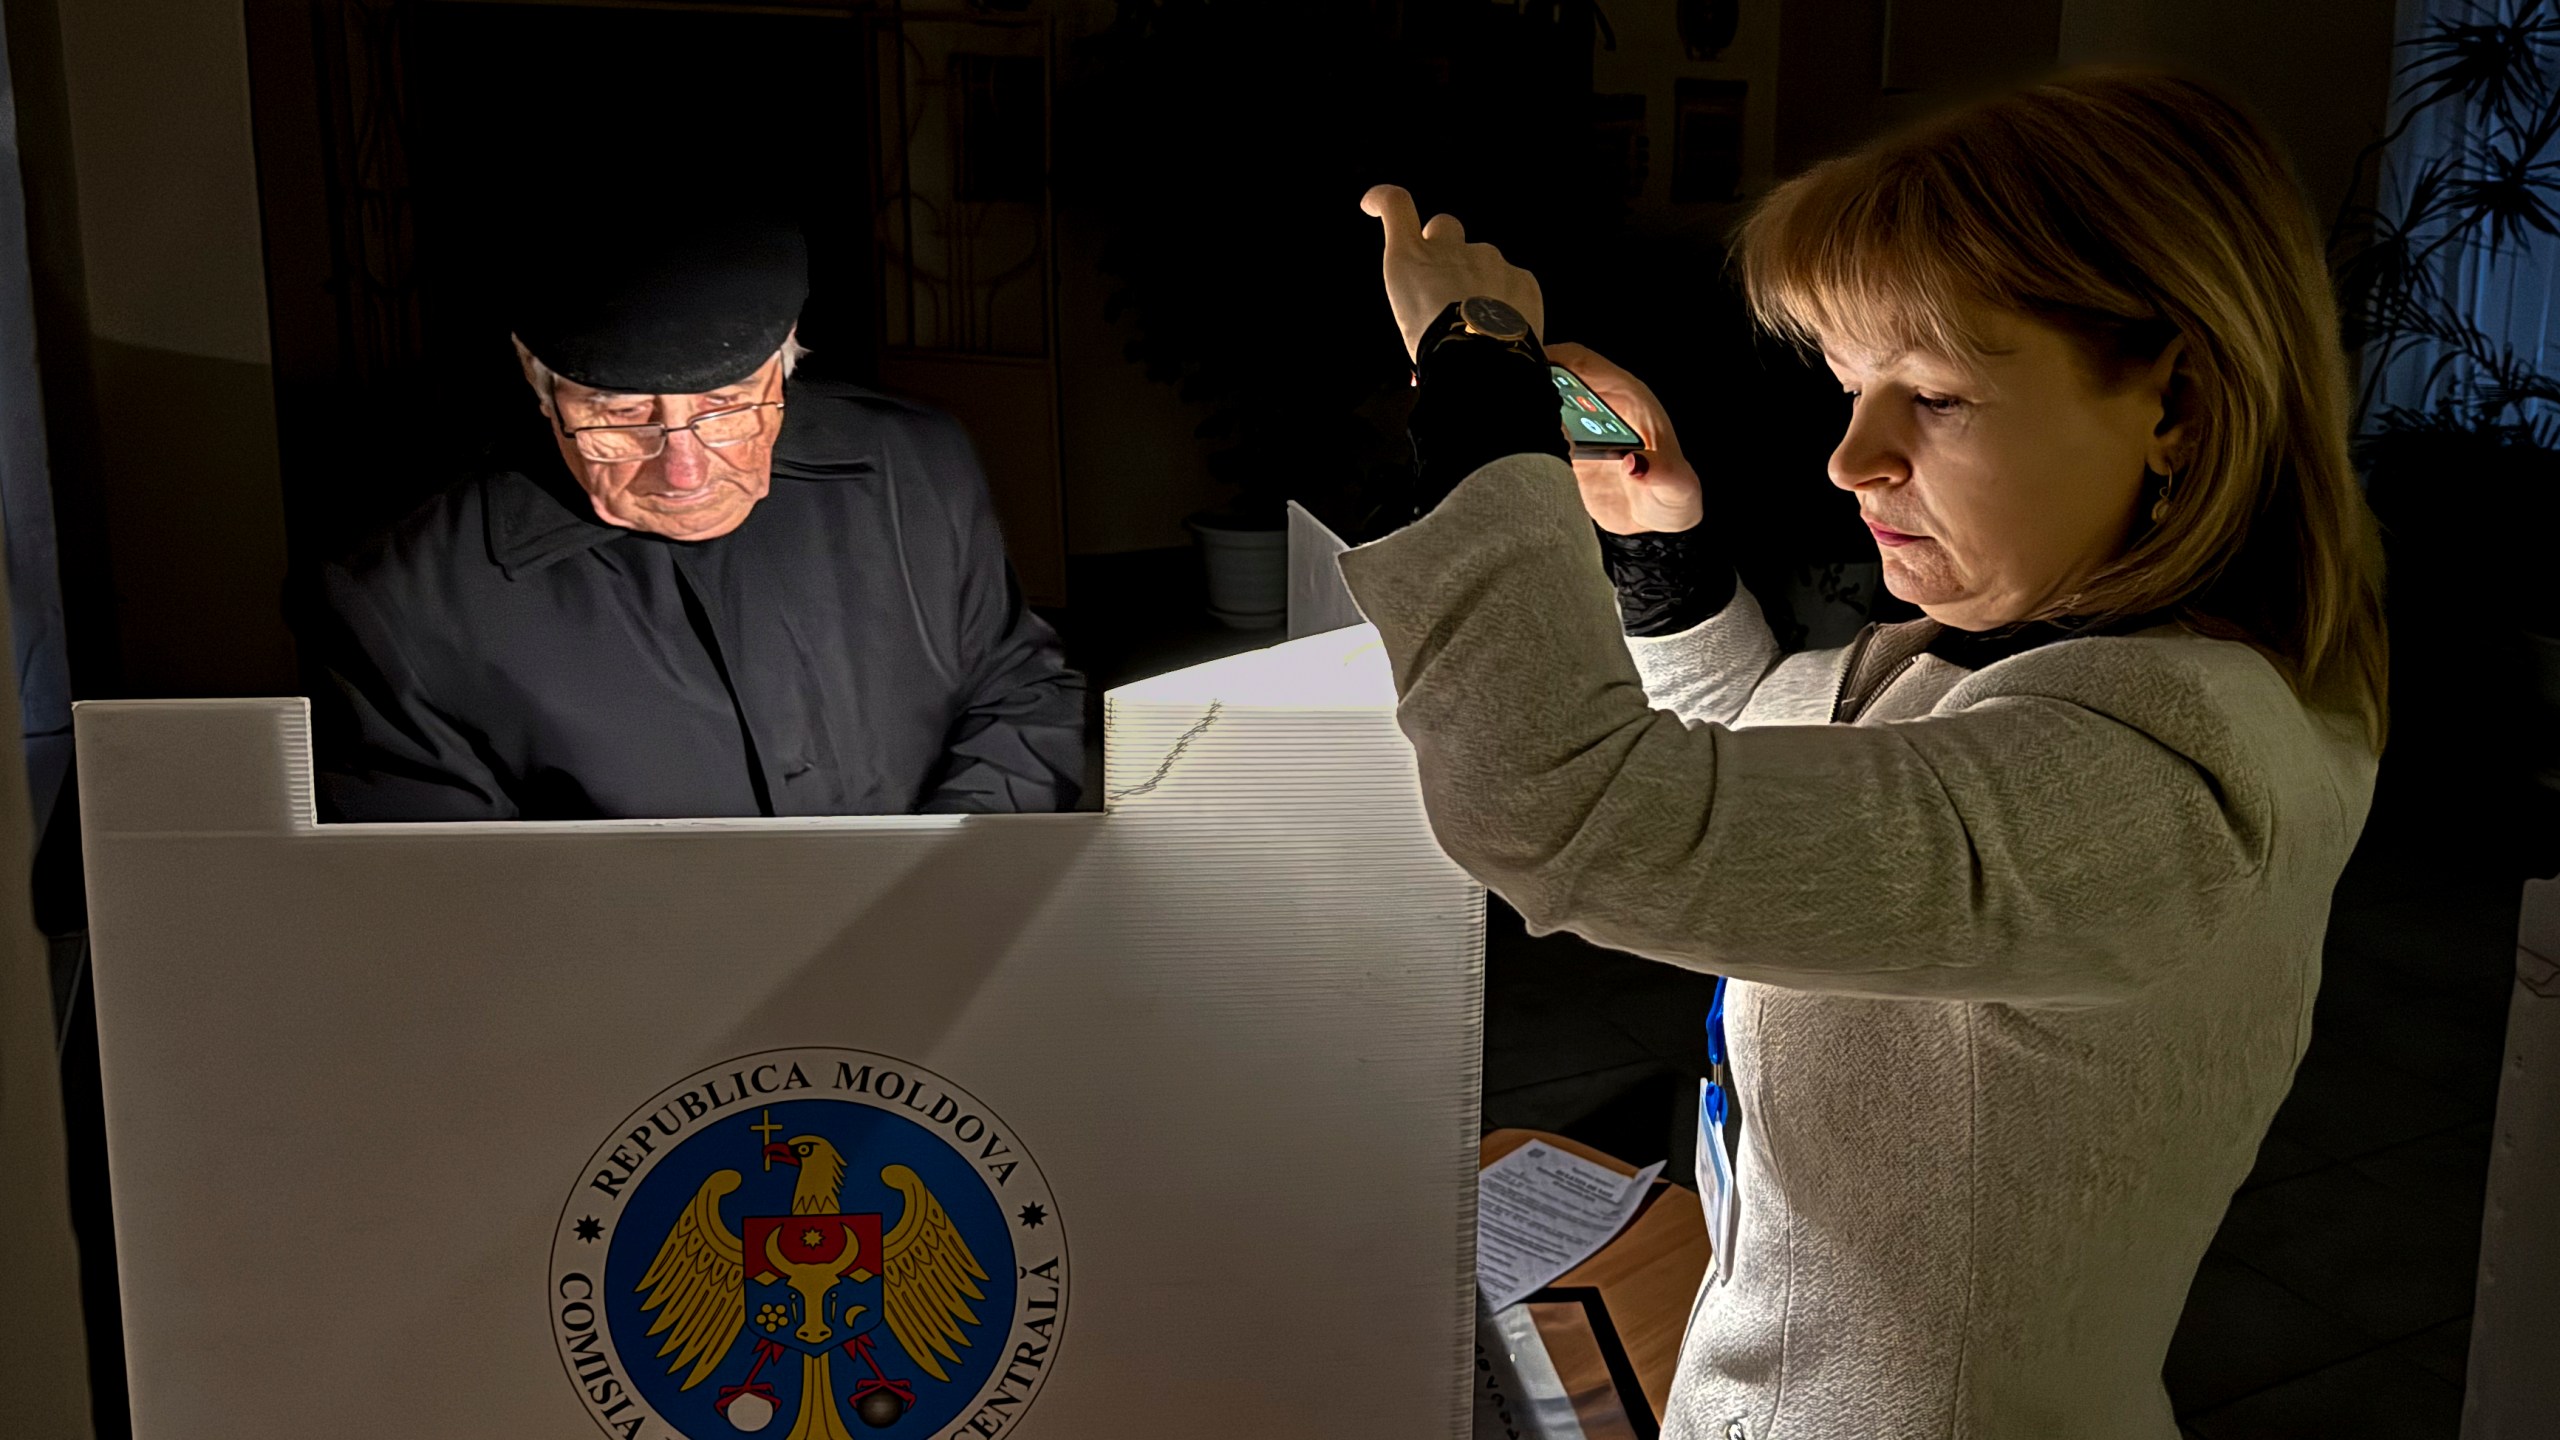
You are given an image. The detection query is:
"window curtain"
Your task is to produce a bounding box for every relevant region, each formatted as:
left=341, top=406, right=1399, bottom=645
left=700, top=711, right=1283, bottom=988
left=2363, top=0, right=2560, bottom=442
left=0, top=0, right=68, bottom=828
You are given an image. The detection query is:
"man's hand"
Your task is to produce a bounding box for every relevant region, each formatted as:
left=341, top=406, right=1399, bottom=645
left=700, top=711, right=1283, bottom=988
left=1360, top=185, right=1545, bottom=363
left=1546, top=343, right=1705, bottom=535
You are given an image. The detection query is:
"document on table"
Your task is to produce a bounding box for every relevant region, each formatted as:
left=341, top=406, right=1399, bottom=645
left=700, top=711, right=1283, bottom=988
left=1477, top=1141, right=1666, bottom=1311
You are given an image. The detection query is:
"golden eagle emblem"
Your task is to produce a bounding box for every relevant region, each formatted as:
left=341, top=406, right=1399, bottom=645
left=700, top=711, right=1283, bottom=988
left=634, top=1130, right=989, bottom=1435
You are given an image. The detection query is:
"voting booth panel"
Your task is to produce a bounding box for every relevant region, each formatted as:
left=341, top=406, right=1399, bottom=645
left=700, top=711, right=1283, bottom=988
left=76, top=624, right=1483, bottom=1440
left=2464, top=875, right=2560, bottom=1439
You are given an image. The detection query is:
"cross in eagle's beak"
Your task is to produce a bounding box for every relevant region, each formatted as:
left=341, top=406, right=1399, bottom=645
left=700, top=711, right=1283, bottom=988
left=750, top=1107, right=787, bottom=1171
left=764, top=1142, right=801, bottom=1168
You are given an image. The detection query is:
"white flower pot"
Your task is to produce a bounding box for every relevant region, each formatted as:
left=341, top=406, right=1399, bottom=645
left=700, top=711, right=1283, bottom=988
left=1190, top=518, right=1289, bottom=630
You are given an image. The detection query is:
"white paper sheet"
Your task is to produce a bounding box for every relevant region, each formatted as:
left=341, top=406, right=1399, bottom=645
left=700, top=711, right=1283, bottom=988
left=1476, top=1141, right=1665, bottom=1310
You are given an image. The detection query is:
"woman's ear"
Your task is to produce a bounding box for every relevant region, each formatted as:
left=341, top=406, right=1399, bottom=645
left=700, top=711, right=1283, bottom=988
left=2142, top=336, right=2195, bottom=474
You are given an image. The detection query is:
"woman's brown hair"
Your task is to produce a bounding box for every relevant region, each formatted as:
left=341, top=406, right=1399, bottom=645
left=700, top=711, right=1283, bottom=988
left=1737, top=68, right=2388, bottom=748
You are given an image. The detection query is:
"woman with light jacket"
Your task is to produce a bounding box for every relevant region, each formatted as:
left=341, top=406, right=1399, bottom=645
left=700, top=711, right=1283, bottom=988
left=1345, top=71, right=2387, bottom=1439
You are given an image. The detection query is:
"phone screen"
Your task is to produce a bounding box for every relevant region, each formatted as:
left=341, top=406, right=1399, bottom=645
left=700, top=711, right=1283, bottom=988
left=1550, top=365, right=1646, bottom=452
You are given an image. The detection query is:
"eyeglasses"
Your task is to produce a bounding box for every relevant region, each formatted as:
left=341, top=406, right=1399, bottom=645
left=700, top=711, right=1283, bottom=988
left=553, top=383, right=786, bottom=464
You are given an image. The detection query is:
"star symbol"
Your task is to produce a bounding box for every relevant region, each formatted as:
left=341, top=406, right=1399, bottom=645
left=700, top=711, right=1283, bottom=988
left=1017, top=1203, right=1047, bottom=1229
left=574, top=1216, right=604, bottom=1243
left=803, top=1227, right=825, bottom=1248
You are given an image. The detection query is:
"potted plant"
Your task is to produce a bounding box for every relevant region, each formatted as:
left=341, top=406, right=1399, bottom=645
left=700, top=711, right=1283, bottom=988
left=2330, top=3, right=2560, bottom=787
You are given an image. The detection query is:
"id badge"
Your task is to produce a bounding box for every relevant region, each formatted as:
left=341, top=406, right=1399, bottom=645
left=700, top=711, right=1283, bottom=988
left=1697, top=1078, right=1738, bottom=1284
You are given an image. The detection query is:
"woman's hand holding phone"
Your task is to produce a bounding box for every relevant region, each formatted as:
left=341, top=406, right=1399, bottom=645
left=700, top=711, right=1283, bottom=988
left=1356, top=185, right=1698, bottom=535
left=1545, top=343, right=1706, bottom=536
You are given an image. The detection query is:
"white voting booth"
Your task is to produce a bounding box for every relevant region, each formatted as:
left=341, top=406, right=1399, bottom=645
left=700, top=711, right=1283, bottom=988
left=2464, top=874, right=2560, bottom=1438
left=75, top=519, right=1486, bottom=1440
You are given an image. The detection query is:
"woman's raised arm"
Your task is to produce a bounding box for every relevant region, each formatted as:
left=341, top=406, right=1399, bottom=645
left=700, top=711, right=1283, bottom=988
left=1338, top=452, right=2323, bottom=1009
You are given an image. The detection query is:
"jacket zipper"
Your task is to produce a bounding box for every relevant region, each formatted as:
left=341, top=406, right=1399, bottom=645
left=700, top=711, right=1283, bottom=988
left=1829, top=625, right=1878, bottom=724
left=1872, top=654, right=1922, bottom=716
left=1831, top=624, right=1926, bottom=725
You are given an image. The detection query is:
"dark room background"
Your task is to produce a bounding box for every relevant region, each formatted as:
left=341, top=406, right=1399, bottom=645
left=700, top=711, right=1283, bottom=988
left=13, top=3, right=2560, bottom=1439
left=7, top=0, right=2411, bottom=702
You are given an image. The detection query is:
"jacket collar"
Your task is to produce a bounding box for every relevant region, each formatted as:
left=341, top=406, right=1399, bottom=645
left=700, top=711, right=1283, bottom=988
left=1921, top=608, right=2180, bottom=670
left=1833, top=608, right=2179, bottom=723
left=480, top=384, right=878, bottom=579
left=483, top=453, right=625, bottom=581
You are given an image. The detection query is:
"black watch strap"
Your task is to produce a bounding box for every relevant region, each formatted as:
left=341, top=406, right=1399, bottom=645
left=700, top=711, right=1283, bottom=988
left=1398, top=303, right=1566, bottom=530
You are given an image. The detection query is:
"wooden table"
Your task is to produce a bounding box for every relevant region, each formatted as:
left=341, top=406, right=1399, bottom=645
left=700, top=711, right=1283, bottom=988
left=1480, top=1128, right=1714, bottom=1425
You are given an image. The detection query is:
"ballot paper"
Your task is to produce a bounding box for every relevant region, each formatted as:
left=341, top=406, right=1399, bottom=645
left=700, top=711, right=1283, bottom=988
left=1477, top=1142, right=1666, bottom=1310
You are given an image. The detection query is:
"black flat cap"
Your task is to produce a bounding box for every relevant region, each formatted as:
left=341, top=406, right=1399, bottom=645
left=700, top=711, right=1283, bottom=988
left=512, top=216, right=808, bottom=394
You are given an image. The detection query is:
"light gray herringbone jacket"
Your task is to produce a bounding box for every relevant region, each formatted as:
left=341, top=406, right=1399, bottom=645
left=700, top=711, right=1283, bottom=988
left=1337, top=455, right=2376, bottom=1440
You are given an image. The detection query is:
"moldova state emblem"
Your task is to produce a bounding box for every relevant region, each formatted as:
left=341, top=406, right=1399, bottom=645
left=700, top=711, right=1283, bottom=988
left=551, top=1048, right=1067, bottom=1439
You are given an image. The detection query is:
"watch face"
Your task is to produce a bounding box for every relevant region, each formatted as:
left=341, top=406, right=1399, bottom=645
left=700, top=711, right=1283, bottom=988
left=1461, top=295, right=1530, bottom=342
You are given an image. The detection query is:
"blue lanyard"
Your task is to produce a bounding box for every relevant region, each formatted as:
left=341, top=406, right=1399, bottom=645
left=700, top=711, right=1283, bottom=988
left=1703, top=976, right=1731, bottom=1127
left=1699, top=977, right=1741, bottom=1279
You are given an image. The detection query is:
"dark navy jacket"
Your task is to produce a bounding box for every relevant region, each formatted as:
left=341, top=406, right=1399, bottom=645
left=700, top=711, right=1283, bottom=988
left=303, top=379, right=1083, bottom=820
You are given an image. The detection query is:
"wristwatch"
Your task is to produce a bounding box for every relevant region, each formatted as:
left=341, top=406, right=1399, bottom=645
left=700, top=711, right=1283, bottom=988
left=1418, top=295, right=1542, bottom=369
left=1456, top=295, right=1534, bottom=343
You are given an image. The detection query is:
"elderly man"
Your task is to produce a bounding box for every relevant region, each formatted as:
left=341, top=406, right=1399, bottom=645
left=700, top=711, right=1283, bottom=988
left=301, top=223, right=1083, bottom=819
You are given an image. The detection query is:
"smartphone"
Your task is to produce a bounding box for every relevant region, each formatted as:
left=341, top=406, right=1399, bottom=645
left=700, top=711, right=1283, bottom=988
left=1551, top=364, right=1647, bottom=459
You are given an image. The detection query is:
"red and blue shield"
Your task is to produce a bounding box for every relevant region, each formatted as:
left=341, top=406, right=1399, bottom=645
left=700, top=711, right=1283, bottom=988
left=742, top=1213, right=886, bottom=1358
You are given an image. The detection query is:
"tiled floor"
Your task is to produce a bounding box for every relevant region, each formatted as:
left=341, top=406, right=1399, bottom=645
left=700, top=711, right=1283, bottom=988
left=1067, top=544, right=2555, bottom=1436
